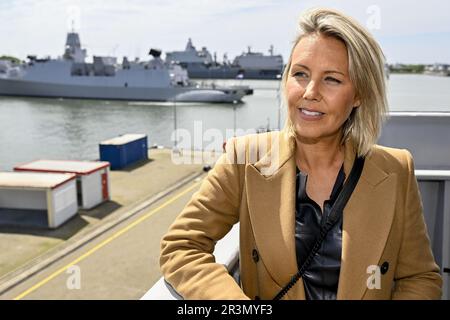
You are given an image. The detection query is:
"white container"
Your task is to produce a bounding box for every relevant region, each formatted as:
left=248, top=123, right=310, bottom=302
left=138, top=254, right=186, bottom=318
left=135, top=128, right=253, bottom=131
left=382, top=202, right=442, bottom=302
left=0, top=172, right=77, bottom=228
left=14, top=160, right=111, bottom=210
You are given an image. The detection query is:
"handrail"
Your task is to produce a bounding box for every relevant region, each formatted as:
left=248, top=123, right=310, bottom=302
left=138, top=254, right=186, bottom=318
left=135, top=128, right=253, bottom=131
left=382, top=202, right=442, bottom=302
left=415, top=170, right=450, bottom=180
left=388, top=112, right=450, bottom=117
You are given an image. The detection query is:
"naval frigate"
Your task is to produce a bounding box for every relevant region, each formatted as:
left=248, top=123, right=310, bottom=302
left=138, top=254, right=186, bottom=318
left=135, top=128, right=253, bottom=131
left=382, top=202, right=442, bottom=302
left=165, top=39, right=284, bottom=80
left=0, top=33, right=252, bottom=103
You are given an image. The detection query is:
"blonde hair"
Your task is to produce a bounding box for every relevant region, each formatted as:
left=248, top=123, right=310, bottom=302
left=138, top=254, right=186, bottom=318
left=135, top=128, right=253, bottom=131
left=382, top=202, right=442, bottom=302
left=282, top=7, right=388, bottom=157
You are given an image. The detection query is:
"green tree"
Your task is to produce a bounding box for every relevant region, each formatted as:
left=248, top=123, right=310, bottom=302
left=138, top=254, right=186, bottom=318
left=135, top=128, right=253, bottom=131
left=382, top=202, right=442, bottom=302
left=0, top=55, right=22, bottom=64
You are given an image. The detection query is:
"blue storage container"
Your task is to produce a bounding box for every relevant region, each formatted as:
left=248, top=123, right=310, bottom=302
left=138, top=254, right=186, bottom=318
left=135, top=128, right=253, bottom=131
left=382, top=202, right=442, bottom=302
left=99, top=134, right=148, bottom=170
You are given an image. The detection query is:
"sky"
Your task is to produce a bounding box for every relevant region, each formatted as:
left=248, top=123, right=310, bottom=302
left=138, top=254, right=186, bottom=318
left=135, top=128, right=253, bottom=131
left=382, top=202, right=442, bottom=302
left=1, top=0, right=450, bottom=64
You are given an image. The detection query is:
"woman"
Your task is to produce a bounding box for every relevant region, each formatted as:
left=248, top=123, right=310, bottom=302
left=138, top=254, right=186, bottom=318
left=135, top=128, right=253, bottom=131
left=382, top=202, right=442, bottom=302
left=160, top=8, right=442, bottom=300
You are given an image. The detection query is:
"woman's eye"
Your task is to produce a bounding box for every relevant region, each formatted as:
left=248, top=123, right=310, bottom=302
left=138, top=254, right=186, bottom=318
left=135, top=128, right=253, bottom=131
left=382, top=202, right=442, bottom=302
left=293, top=71, right=308, bottom=78
left=325, top=77, right=341, bottom=84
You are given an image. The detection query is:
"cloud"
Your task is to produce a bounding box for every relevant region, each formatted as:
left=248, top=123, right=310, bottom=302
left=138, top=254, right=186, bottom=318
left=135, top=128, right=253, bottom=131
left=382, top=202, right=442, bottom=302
left=1, top=0, right=449, bottom=63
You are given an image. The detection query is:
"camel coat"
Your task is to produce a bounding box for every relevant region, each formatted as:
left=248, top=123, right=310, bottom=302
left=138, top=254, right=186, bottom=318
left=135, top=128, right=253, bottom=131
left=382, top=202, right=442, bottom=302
left=160, top=130, right=442, bottom=300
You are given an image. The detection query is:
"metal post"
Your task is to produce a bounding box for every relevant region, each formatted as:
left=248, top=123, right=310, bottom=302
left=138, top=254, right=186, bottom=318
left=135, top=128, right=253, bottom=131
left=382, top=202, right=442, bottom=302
left=173, top=98, right=177, bottom=150
left=233, top=103, right=237, bottom=137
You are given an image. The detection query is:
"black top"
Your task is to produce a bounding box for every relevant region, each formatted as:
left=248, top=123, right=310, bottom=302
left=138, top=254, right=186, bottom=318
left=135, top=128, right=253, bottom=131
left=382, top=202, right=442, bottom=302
left=294, top=166, right=345, bottom=300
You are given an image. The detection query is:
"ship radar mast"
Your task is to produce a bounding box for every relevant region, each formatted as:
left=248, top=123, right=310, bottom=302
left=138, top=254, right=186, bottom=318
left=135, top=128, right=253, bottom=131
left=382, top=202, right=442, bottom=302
left=63, top=29, right=87, bottom=63
left=186, top=38, right=196, bottom=51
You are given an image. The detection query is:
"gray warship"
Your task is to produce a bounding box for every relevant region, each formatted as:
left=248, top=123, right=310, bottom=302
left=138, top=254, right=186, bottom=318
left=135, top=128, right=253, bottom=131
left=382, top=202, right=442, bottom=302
left=0, top=33, right=252, bottom=103
left=165, top=39, right=284, bottom=80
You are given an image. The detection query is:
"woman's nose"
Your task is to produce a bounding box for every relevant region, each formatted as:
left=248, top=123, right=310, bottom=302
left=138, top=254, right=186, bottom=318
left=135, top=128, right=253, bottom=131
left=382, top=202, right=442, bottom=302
left=303, top=80, right=321, bottom=101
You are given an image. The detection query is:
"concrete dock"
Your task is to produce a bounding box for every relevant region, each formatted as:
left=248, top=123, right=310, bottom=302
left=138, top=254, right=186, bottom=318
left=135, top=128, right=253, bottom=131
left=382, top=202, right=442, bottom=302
left=0, top=148, right=216, bottom=299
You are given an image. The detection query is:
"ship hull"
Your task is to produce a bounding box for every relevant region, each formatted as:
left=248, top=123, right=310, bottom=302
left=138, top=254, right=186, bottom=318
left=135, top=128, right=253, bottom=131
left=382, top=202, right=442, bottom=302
left=0, top=78, right=246, bottom=103
left=186, top=65, right=282, bottom=80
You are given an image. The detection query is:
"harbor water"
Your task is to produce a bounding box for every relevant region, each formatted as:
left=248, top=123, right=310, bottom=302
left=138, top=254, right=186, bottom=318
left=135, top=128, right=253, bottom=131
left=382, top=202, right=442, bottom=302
left=1, top=74, right=450, bottom=171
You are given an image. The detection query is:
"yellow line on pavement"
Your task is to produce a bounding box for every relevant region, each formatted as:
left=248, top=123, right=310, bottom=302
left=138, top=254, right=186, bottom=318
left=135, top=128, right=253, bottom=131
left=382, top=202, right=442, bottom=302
left=13, top=180, right=201, bottom=300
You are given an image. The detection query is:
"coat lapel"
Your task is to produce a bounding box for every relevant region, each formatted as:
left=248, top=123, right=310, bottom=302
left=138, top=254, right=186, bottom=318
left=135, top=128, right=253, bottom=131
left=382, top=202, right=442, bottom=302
left=245, top=131, right=301, bottom=292
left=337, top=143, right=397, bottom=299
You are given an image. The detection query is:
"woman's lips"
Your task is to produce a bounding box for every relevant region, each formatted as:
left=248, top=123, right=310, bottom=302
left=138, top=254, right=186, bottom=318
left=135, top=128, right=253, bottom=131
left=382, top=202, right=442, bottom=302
left=297, top=108, right=325, bottom=121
